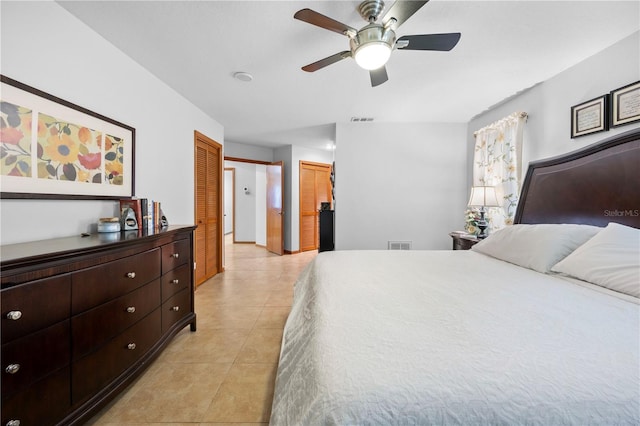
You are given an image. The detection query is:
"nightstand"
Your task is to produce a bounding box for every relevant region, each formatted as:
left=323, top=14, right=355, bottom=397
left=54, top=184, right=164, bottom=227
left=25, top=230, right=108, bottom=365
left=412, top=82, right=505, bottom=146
left=449, top=232, right=480, bottom=250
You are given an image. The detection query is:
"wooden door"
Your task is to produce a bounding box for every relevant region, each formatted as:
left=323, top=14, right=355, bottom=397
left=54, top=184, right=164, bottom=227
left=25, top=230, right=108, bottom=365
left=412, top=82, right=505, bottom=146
left=266, top=162, right=284, bottom=255
left=299, top=161, right=332, bottom=252
left=194, top=131, right=223, bottom=286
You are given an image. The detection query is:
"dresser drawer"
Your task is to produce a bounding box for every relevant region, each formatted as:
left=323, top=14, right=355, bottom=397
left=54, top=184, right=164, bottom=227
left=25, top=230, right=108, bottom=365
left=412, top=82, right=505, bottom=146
left=161, top=239, right=190, bottom=274
left=1, top=320, right=70, bottom=398
left=72, top=308, right=161, bottom=404
left=72, top=280, right=161, bottom=359
left=1, top=366, right=70, bottom=426
left=162, top=288, right=191, bottom=333
left=1, top=274, right=70, bottom=343
left=72, top=248, right=161, bottom=314
left=161, top=262, right=190, bottom=302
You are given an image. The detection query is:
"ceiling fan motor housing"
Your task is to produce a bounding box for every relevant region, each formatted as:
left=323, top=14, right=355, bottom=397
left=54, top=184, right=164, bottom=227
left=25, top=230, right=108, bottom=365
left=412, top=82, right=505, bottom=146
left=350, top=23, right=396, bottom=70
left=358, top=0, right=386, bottom=22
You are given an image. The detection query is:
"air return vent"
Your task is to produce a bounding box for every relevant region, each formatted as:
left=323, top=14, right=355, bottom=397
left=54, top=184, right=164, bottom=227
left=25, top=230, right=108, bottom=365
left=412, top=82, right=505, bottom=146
left=350, top=117, right=374, bottom=122
left=388, top=241, right=412, bottom=250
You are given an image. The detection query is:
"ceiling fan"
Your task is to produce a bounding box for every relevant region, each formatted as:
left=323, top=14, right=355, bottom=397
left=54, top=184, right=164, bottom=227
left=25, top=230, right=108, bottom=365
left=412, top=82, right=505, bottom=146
left=294, top=0, right=461, bottom=87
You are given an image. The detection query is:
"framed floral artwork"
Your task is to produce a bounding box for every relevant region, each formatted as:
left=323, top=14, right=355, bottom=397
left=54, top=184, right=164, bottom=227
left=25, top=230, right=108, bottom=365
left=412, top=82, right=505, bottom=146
left=0, top=75, right=135, bottom=199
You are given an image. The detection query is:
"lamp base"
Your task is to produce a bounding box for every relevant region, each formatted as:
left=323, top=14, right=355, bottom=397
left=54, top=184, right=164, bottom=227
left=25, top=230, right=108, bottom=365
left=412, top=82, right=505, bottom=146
left=476, top=209, right=489, bottom=239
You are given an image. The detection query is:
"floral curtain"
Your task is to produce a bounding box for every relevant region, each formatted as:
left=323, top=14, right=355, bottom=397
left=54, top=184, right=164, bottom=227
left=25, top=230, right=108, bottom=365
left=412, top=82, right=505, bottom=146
left=473, top=111, right=527, bottom=230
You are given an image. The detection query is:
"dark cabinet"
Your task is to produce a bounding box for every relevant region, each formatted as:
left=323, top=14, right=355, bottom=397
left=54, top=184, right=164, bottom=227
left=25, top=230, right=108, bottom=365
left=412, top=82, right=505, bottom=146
left=319, top=210, right=334, bottom=252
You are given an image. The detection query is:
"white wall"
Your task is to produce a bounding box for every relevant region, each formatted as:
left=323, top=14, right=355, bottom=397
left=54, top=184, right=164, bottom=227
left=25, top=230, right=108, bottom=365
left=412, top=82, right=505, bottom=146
left=255, top=165, right=267, bottom=246
left=467, top=31, right=640, bottom=188
left=223, top=161, right=267, bottom=245
left=335, top=123, right=468, bottom=250
left=225, top=161, right=256, bottom=242
left=0, top=2, right=224, bottom=245
left=223, top=169, right=234, bottom=234
left=224, top=141, right=273, bottom=163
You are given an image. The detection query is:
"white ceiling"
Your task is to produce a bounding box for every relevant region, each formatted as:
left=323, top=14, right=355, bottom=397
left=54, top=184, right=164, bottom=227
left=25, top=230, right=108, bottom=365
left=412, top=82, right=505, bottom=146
left=58, top=1, right=639, bottom=151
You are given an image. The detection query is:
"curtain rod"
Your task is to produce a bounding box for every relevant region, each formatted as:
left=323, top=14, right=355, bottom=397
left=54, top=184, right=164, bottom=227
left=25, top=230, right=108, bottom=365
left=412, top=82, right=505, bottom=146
left=474, top=111, right=528, bottom=137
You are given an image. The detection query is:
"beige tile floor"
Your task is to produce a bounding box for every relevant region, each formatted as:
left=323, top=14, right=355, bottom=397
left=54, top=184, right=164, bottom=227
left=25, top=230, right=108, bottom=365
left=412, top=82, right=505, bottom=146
left=87, top=236, right=317, bottom=425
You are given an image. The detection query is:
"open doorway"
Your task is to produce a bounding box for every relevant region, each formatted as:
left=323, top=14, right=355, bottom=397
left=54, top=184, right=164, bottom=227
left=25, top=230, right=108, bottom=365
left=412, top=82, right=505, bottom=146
left=223, top=158, right=284, bottom=255
left=224, top=167, right=235, bottom=241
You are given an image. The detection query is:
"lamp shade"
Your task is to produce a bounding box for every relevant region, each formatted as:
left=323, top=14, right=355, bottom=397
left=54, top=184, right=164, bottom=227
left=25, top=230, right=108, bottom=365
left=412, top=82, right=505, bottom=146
left=468, top=186, right=501, bottom=207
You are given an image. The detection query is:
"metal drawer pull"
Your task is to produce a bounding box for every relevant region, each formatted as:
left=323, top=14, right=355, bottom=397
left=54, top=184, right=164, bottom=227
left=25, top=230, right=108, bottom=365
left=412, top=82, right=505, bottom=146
left=5, top=364, right=20, bottom=374
left=6, top=311, right=22, bottom=321
left=171, top=279, right=179, bottom=284
left=127, top=343, right=136, bottom=350
left=126, top=306, right=136, bottom=313
left=6, top=420, right=21, bottom=426
left=126, top=272, right=136, bottom=279
left=171, top=253, right=180, bottom=258
left=171, top=306, right=180, bottom=312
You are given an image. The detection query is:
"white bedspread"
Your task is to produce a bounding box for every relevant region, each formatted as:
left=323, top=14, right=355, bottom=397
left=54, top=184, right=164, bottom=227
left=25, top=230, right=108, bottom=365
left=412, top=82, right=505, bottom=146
left=270, top=250, right=640, bottom=425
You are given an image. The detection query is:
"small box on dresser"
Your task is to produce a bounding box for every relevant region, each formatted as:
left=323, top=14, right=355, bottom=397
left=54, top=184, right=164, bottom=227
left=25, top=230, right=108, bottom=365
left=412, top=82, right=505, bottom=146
left=1, top=226, right=196, bottom=426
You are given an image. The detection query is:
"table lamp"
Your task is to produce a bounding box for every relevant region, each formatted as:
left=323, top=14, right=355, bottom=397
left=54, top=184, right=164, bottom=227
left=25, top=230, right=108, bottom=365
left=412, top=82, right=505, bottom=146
left=467, top=186, right=501, bottom=239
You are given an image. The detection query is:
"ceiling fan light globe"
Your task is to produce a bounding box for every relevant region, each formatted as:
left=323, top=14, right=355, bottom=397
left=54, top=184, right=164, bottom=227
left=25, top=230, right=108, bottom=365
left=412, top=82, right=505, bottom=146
left=354, top=42, right=392, bottom=70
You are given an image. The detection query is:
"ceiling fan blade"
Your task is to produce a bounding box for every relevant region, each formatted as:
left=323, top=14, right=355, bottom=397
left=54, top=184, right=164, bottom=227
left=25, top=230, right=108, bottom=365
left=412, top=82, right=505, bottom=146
left=302, top=51, right=352, bottom=72
left=396, top=33, right=461, bottom=51
left=294, top=8, right=357, bottom=36
left=370, top=66, right=389, bottom=87
left=381, top=1, right=429, bottom=29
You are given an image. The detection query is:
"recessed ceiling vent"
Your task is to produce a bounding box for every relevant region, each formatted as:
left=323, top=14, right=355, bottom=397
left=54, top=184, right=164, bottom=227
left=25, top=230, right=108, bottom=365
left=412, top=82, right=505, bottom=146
left=388, top=240, right=412, bottom=250
left=350, top=117, right=374, bottom=122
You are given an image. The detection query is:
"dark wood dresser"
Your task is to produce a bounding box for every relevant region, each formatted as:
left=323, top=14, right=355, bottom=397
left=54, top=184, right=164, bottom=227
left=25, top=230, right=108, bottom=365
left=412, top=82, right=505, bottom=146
left=0, top=225, right=197, bottom=426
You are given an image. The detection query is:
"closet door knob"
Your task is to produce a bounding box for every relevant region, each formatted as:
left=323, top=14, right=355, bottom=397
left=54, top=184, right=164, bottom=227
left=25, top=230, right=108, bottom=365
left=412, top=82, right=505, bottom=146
left=6, top=311, right=22, bottom=321
left=171, top=253, right=180, bottom=259
left=171, top=306, right=180, bottom=312
left=127, top=343, right=136, bottom=350
left=6, top=420, right=21, bottom=426
left=171, top=279, right=179, bottom=284
left=5, top=364, right=20, bottom=374
left=126, top=306, right=136, bottom=313
left=126, top=272, right=136, bottom=279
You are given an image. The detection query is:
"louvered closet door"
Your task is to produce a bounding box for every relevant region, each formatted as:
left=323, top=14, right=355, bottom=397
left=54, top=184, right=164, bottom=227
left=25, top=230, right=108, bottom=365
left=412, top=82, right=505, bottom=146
left=205, top=147, right=219, bottom=278
left=195, top=143, right=207, bottom=285
left=194, top=132, right=222, bottom=286
left=299, top=161, right=332, bottom=252
left=300, top=166, right=317, bottom=251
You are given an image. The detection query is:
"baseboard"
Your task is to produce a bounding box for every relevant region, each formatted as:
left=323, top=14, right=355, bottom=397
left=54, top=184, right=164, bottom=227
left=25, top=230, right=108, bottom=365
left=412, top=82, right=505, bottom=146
left=233, top=241, right=256, bottom=244
left=284, top=249, right=300, bottom=255
left=255, top=244, right=266, bottom=248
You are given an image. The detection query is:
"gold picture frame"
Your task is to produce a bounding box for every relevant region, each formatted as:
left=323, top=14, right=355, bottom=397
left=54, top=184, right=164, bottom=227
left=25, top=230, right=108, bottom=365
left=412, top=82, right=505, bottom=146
left=1, top=75, right=135, bottom=199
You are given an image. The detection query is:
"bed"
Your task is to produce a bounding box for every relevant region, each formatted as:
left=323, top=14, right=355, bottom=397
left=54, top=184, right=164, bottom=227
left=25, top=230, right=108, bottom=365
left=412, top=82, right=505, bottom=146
left=270, top=128, right=640, bottom=425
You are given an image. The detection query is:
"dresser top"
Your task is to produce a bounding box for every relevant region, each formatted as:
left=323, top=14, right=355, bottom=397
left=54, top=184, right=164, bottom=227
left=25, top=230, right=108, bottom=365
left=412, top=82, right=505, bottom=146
left=1, top=225, right=196, bottom=269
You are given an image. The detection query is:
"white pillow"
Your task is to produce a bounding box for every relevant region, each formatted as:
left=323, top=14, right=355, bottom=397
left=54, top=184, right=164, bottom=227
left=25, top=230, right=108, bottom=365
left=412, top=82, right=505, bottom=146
left=551, top=222, right=640, bottom=298
left=471, top=224, right=602, bottom=273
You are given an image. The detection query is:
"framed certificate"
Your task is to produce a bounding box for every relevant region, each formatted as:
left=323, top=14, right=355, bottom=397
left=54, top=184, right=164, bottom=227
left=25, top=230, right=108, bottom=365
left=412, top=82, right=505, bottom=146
left=570, top=94, right=608, bottom=138
left=610, top=81, right=640, bottom=127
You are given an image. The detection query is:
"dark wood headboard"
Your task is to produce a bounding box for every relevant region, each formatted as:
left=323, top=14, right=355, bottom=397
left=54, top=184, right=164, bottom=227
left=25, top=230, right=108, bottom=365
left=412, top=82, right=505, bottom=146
left=515, top=128, right=640, bottom=228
